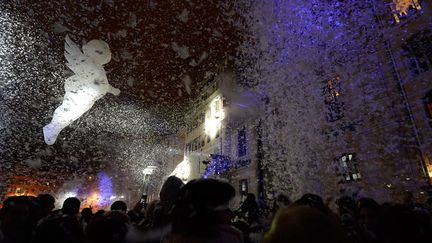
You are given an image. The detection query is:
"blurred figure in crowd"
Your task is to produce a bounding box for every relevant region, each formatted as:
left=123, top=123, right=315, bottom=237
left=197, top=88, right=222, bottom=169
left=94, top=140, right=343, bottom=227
left=86, top=210, right=130, bottom=243
left=0, top=196, right=34, bottom=243
left=264, top=203, right=349, bottom=243
left=111, top=200, right=128, bottom=212
left=165, top=178, right=242, bottom=243
left=33, top=197, right=84, bottom=243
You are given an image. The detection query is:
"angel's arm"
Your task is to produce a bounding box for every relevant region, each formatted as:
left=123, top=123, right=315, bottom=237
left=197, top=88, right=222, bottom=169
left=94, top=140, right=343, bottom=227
left=107, top=84, right=120, bottom=96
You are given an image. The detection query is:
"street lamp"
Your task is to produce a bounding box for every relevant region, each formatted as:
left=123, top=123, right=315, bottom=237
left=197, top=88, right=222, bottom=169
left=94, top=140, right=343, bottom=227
left=142, top=166, right=157, bottom=176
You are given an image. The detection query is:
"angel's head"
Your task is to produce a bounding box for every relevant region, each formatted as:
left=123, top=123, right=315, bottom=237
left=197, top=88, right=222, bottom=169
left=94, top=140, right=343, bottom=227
left=83, top=39, right=111, bottom=65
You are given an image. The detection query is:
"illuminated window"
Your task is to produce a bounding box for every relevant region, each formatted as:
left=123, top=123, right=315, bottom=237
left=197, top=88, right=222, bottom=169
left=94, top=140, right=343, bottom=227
left=404, top=30, right=432, bottom=76
left=239, top=179, right=248, bottom=196
left=336, top=153, right=361, bottom=183
left=389, top=0, right=422, bottom=23
left=214, top=99, right=220, bottom=113
left=238, top=127, right=247, bottom=157
left=323, top=76, right=344, bottom=122
left=204, top=95, right=225, bottom=139
left=425, top=90, right=432, bottom=127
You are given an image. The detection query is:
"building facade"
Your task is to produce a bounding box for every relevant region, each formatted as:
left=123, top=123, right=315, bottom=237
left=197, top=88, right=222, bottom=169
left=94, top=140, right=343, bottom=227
left=380, top=0, right=432, bottom=180
left=168, top=0, right=432, bottom=204
left=232, top=0, right=432, bottom=203
left=171, top=73, right=262, bottom=206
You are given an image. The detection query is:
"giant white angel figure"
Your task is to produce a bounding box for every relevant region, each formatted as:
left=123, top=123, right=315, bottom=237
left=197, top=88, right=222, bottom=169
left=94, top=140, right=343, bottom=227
left=43, top=35, right=120, bottom=145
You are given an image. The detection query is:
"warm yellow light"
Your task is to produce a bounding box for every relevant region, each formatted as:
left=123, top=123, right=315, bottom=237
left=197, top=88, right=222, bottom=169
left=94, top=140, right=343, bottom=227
left=391, top=0, right=421, bottom=16
left=204, top=96, right=225, bottom=139
left=426, top=162, right=432, bottom=178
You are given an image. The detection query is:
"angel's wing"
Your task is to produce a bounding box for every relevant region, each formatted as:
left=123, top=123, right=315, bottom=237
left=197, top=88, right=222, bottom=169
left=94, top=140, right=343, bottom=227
left=64, top=35, right=92, bottom=77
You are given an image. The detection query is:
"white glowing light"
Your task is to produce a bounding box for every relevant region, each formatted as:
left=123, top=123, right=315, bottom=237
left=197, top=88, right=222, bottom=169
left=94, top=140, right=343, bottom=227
left=119, top=195, right=125, bottom=199
left=204, top=96, right=224, bottom=139
left=56, top=191, right=78, bottom=207
left=43, top=35, right=120, bottom=145
left=143, top=165, right=158, bottom=175
left=170, top=157, right=191, bottom=182
left=109, top=195, right=116, bottom=200
left=64, top=191, right=77, bottom=198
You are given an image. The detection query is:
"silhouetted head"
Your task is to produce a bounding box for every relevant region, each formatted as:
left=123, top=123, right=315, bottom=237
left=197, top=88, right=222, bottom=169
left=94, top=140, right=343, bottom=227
left=0, top=196, right=33, bottom=227
left=86, top=211, right=129, bottom=243
left=110, top=200, right=127, bottom=212
left=37, top=194, right=55, bottom=215
left=180, top=179, right=235, bottom=211
left=171, top=179, right=236, bottom=236
left=61, top=197, right=81, bottom=216
left=34, top=213, right=84, bottom=243
left=336, top=196, right=357, bottom=216
left=273, top=194, right=291, bottom=212
left=159, top=176, right=184, bottom=203
left=245, top=193, right=256, bottom=202
left=276, top=194, right=290, bottom=205
left=296, top=193, right=325, bottom=210
left=264, top=205, right=349, bottom=243
left=95, top=210, right=106, bottom=219
left=81, top=208, right=93, bottom=219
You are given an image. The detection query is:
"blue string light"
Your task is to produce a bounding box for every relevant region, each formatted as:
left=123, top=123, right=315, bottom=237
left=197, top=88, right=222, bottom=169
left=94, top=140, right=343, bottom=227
left=203, top=154, right=232, bottom=178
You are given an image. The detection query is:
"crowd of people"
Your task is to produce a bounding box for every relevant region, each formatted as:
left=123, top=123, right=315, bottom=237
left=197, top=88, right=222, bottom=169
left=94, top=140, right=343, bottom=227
left=1, top=176, right=431, bottom=243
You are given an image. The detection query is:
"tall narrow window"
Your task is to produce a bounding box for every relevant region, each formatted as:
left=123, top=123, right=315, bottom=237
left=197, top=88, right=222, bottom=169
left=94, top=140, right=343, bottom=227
left=323, top=76, right=344, bottom=122
left=238, top=128, right=247, bottom=157
left=336, top=153, right=361, bottom=182
left=185, top=143, right=191, bottom=154
left=201, top=136, right=205, bottom=148
left=239, top=179, right=248, bottom=197
left=214, top=99, right=220, bottom=113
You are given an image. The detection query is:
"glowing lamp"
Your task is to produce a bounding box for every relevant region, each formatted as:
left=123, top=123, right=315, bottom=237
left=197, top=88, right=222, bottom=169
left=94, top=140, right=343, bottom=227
left=64, top=191, right=77, bottom=198
left=204, top=96, right=225, bottom=139
left=143, top=166, right=158, bottom=175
